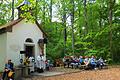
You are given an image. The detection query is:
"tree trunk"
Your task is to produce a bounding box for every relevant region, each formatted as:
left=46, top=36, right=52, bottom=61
left=62, top=0, right=67, bottom=57
left=49, top=0, right=52, bottom=22
left=11, top=0, right=14, bottom=21
left=109, top=0, right=115, bottom=61
left=83, top=0, right=88, bottom=34
left=78, top=0, right=81, bottom=38
left=43, top=0, right=46, bottom=25
left=70, top=0, right=75, bottom=54
left=99, top=4, right=102, bottom=29
left=35, top=0, right=38, bottom=21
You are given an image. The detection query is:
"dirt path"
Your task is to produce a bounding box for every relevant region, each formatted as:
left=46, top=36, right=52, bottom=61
left=25, top=67, right=120, bottom=80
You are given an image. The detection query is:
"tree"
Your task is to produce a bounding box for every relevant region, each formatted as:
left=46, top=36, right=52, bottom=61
left=1, top=0, right=120, bottom=63
left=49, top=0, right=52, bottom=22
left=83, top=0, right=88, bottom=34
left=62, top=0, right=67, bottom=57
left=70, top=0, right=75, bottom=54
left=11, top=0, right=14, bottom=21
left=108, top=0, right=115, bottom=61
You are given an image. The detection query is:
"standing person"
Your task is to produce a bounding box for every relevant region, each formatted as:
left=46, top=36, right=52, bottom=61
left=2, top=59, right=14, bottom=80
left=41, top=55, right=45, bottom=70
left=36, top=55, right=41, bottom=69
left=36, top=55, right=44, bottom=73
left=29, top=56, right=35, bottom=73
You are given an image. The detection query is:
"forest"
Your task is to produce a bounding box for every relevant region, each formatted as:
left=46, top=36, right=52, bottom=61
left=0, top=0, right=120, bottom=63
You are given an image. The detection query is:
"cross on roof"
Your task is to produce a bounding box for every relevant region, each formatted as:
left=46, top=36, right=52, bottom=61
left=17, top=0, right=30, bottom=8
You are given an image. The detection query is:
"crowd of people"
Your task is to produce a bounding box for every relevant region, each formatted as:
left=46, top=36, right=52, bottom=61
left=63, top=56, right=107, bottom=70
left=1, top=55, right=107, bottom=80
left=1, top=55, right=46, bottom=80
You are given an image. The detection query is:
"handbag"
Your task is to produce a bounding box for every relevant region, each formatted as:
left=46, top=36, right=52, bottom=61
left=8, top=71, right=14, bottom=77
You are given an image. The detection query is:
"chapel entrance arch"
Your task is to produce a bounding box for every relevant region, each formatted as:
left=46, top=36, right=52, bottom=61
left=24, top=38, right=35, bottom=58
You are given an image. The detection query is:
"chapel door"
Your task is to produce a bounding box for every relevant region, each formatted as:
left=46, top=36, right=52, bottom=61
left=25, top=46, right=34, bottom=58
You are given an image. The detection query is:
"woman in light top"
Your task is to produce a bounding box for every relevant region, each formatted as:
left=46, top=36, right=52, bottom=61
left=84, top=56, right=90, bottom=66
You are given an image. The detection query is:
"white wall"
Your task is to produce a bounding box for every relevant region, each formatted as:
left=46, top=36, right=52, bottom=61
left=6, top=20, right=44, bottom=66
left=0, top=33, right=7, bottom=71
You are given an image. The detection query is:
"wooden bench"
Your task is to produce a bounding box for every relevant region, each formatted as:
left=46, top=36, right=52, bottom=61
left=79, top=65, right=88, bottom=69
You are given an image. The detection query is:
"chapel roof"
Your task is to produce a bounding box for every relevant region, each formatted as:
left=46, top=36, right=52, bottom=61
left=0, top=0, right=47, bottom=37
left=0, top=18, right=22, bottom=30
left=0, top=19, right=47, bottom=37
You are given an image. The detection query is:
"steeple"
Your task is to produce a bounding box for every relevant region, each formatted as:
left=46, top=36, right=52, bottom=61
left=17, top=0, right=30, bottom=19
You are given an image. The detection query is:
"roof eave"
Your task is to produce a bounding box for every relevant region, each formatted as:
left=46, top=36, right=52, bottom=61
left=35, top=21, right=47, bottom=38
left=0, top=18, right=23, bottom=34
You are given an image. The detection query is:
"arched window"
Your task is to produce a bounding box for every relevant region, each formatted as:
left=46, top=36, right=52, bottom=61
left=25, top=38, right=33, bottom=43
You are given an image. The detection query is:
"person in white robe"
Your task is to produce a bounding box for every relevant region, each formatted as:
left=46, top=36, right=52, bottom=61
left=36, top=55, right=46, bottom=69
left=29, top=56, right=35, bottom=72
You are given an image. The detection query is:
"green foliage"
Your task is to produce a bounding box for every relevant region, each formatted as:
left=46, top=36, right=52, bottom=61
left=0, top=0, right=120, bottom=64
left=0, top=19, right=7, bottom=26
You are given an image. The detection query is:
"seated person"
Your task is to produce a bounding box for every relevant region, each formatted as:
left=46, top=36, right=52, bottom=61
left=2, top=59, right=14, bottom=80
left=84, top=56, right=90, bottom=66
left=96, top=57, right=104, bottom=69
left=79, top=56, right=84, bottom=65
left=70, top=57, right=79, bottom=68
left=90, top=56, right=97, bottom=69
left=63, top=57, right=70, bottom=68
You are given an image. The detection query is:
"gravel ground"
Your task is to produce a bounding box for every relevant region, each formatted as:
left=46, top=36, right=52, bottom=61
left=24, top=67, right=120, bottom=80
